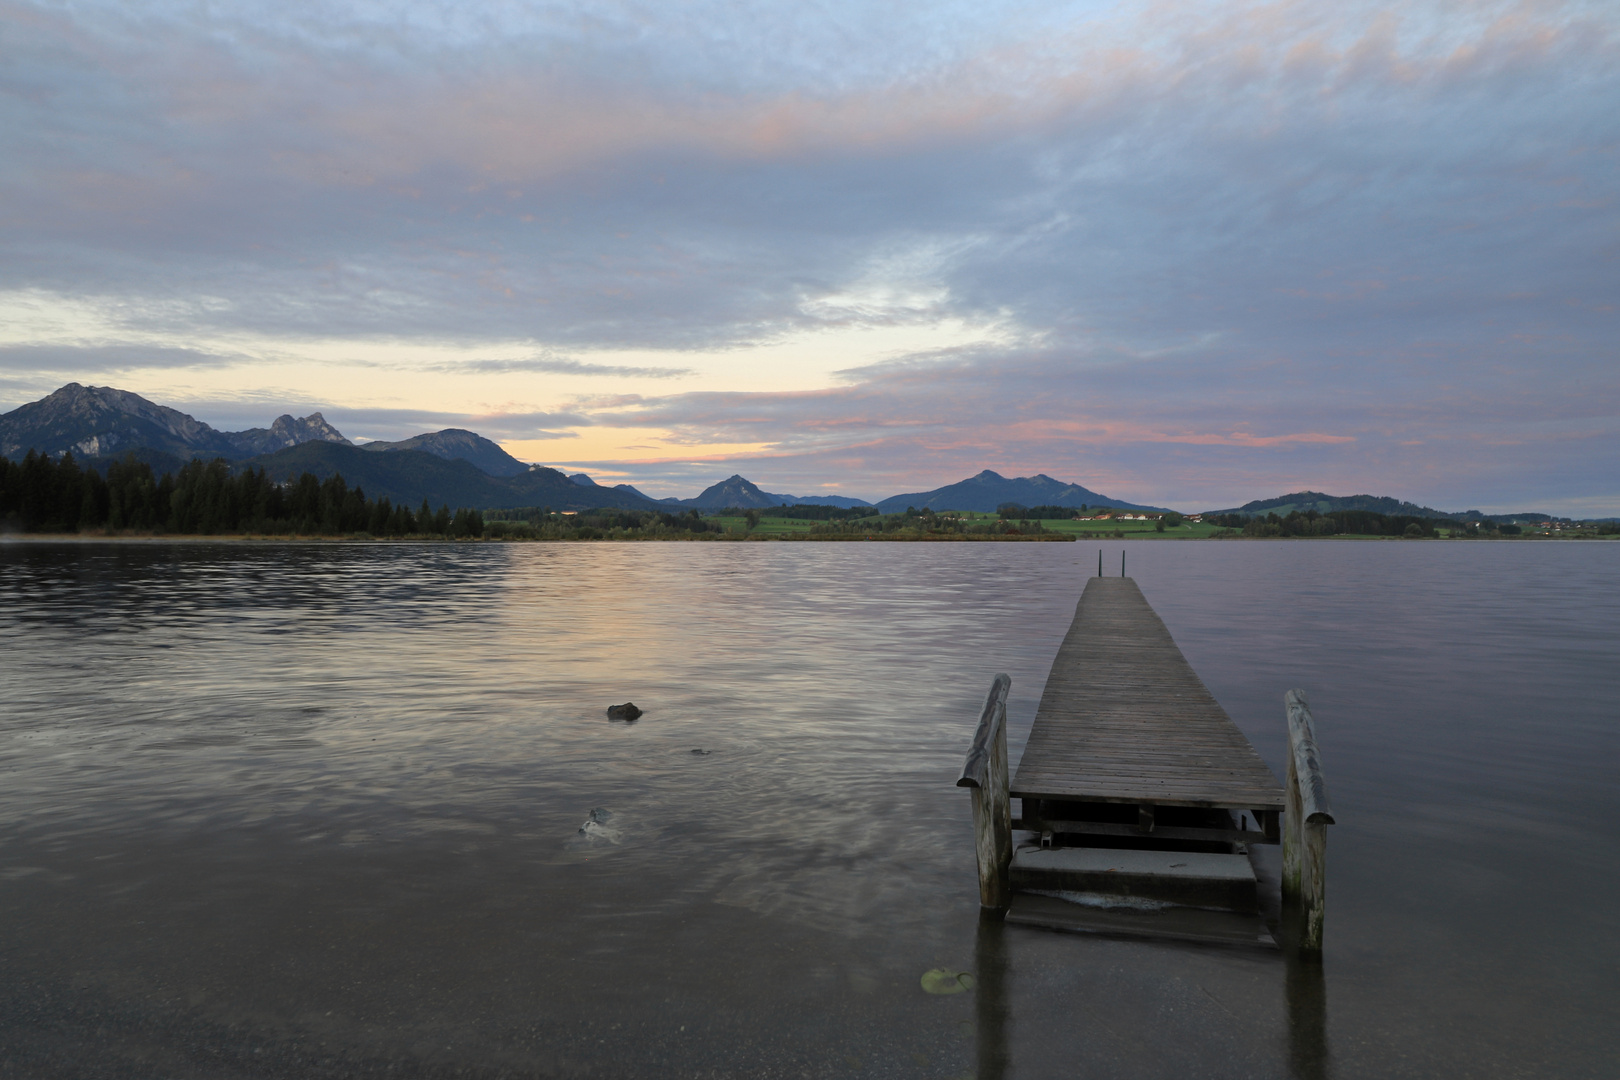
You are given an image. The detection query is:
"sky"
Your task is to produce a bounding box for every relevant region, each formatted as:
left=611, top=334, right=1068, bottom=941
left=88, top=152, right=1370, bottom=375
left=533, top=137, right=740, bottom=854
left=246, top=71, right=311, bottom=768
left=1, top=0, right=1616, bottom=512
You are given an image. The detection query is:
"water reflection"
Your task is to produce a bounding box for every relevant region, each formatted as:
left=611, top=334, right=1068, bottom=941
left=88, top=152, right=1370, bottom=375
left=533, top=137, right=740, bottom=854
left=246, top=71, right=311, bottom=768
left=974, top=910, right=1010, bottom=1080
left=0, top=539, right=1616, bottom=1077
left=1286, top=945, right=1330, bottom=1080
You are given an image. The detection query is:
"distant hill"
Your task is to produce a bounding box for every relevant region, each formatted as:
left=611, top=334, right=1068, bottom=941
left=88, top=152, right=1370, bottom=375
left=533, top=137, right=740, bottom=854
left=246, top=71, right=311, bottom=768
left=239, top=442, right=660, bottom=512
left=363, top=428, right=530, bottom=477
left=874, top=470, right=1167, bottom=514
left=1201, top=491, right=1559, bottom=523
left=677, top=475, right=781, bottom=509
left=779, top=494, right=874, bottom=509
left=1203, top=491, right=1455, bottom=519
left=557, top=471, right=873, bottom=510
left=0, top=383, right=348, bottom=461
left=566, top=471, right=669, bottom=503
left=656, top=474, right=873, bottom=510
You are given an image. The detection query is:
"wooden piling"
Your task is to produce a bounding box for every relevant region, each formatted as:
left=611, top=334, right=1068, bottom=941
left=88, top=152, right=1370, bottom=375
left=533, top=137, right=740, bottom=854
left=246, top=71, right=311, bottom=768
left=959, top=674, right=1013, bottom=910
left=1282, top=689, right=1335, bottom=952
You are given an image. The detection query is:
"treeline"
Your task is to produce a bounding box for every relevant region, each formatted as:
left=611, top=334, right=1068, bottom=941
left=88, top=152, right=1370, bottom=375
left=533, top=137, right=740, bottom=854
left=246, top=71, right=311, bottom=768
left=483, top=506, right=724, bottom=540
left=807, top=506, right=1065, bottom=539
left=749, top=503, right=878, bottom=521
left=996, top=503, right=1104, bottom=519
left=0, top=450, right=483, bottom=537
left=1221, top=509, right=1447, bottom=538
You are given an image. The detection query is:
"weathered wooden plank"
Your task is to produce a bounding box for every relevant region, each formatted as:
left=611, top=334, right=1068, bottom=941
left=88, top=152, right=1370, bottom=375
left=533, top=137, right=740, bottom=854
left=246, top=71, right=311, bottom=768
left=1006, top=893, right=1278, bottom=949
left=1011, top=845, right=1259, bottom=911
left=1013, top=817, right=1273, bottom=845
left=1009, top=577, right=1284, bottom=812
left=1282, top=689, right=1333, bottom=952
left=1286, top=690, right=1335, bottom=826
left=958, top=674, right=1013, bottom=910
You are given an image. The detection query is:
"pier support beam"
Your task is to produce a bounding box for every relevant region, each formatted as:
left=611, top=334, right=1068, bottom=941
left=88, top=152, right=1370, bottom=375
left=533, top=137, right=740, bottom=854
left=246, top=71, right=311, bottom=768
left=1282, top=689, right=1335, bottom=952
left=959, top=674, right=1013, bottom=910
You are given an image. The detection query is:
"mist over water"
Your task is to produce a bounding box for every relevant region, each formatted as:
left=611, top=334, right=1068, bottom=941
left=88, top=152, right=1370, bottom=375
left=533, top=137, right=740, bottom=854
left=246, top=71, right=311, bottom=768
left=1, top=540, right=1615, bottom=1078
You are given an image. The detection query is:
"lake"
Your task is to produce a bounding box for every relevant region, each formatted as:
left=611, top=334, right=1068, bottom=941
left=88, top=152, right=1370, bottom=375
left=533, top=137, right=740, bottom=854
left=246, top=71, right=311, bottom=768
left=1, top=539, right=1615, bottom=1078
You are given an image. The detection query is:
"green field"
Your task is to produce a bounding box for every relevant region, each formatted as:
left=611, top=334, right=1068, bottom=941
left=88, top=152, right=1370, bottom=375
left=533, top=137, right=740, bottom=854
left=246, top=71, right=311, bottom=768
left=708, top=514, right=820, bottom=536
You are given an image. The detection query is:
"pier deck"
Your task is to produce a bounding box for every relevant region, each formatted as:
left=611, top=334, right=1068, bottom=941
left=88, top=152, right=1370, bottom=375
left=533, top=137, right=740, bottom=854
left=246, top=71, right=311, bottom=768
left=960, top=574, right=1333, bottom=950
left=1011, top=577, right=1283, bottom=816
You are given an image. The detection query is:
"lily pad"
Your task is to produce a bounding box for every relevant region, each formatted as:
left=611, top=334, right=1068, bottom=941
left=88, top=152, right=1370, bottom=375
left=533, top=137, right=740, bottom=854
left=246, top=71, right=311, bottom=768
left=920, top=968, right=975, bottom=995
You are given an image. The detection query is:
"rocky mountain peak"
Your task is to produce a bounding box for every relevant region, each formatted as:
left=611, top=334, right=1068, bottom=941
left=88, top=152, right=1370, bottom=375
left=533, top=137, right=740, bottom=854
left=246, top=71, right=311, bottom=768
left=1, top=383, right=353, bottom=462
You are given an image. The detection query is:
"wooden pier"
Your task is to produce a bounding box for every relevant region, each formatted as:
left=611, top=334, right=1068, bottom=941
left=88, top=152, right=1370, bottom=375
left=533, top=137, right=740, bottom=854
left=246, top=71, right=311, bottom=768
left=960, top=575, right=1334, bottom=950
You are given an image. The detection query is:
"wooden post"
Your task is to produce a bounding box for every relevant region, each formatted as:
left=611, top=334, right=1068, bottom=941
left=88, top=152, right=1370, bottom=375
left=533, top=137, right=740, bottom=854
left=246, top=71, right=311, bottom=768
left=959, top=674, right=1013, bottom=909
left=1282, top=689, right=1335, bottom=952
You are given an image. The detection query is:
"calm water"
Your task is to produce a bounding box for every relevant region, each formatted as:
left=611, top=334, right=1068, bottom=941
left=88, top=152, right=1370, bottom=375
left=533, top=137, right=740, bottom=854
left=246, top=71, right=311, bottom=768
left=1, top=540, right=1616, bottom=1078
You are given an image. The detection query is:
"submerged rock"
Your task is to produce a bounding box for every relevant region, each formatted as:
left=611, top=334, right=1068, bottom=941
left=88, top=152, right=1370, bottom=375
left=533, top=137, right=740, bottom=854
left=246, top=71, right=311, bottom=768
left=606, top=702, right=643, bottom=721
left=574, top=807, right=621, bottom=845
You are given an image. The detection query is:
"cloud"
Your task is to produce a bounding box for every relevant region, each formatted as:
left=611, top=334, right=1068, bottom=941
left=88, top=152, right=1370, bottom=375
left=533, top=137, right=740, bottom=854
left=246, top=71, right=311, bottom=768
left=0, top=343, right=243, bottom=373
left=558, top=335, right=1620, bottom=510
left=1, top=0, right=1616, bottom=510
left=7, top=0, right=1613, bottom=348
left=443, top=355, right=694, bottom=379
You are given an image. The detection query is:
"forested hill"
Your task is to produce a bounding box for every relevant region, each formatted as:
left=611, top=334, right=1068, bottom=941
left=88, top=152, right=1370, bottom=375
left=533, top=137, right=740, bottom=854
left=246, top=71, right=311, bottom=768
left=0, top=451, right=487, bottom=537
left=361, top=429, right=530, bottom=478
left=1203, top=490, right=1555, bottom=523
left=1204, top=491, right=1450, bottom=518
left=238, top=442, right=660, bottom=512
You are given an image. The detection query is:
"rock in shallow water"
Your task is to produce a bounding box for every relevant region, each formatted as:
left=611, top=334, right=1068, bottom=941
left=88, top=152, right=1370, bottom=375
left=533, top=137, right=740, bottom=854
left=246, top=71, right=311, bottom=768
left=605, top=702, right=643, bottom=721
left=573, top=807, right=621, bottom=845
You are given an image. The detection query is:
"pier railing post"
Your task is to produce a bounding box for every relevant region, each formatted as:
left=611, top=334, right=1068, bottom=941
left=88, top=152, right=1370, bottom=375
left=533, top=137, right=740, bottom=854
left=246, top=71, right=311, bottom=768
left=1282, top=689, right=1335, bottom=952
left=958, top=674, right=1013, bottom=910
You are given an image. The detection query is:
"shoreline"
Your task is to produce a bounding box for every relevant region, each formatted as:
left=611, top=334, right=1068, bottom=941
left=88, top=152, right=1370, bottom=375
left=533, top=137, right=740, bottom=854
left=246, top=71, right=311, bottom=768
left=3, top=532, right=1611, bottom=545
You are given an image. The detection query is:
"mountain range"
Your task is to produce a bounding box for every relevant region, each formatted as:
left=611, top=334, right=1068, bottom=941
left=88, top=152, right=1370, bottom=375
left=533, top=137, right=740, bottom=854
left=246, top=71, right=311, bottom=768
left=0, top=383, right=1559, bottom=519
left=0, top=383, right=351, bottom=461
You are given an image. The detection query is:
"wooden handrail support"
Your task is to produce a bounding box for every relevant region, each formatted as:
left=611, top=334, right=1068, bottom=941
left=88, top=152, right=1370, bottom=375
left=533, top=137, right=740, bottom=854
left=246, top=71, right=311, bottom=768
left=958, top=674, right=1013, bottom=910
left=1283, top=689, right=1336, bottom=953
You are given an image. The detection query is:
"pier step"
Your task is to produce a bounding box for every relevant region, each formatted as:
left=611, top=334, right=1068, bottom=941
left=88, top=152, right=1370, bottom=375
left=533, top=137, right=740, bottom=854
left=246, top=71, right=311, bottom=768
left=1009, top=844, right=1259, bottom=912
left=1006, top=892, right=1277, bottom=949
